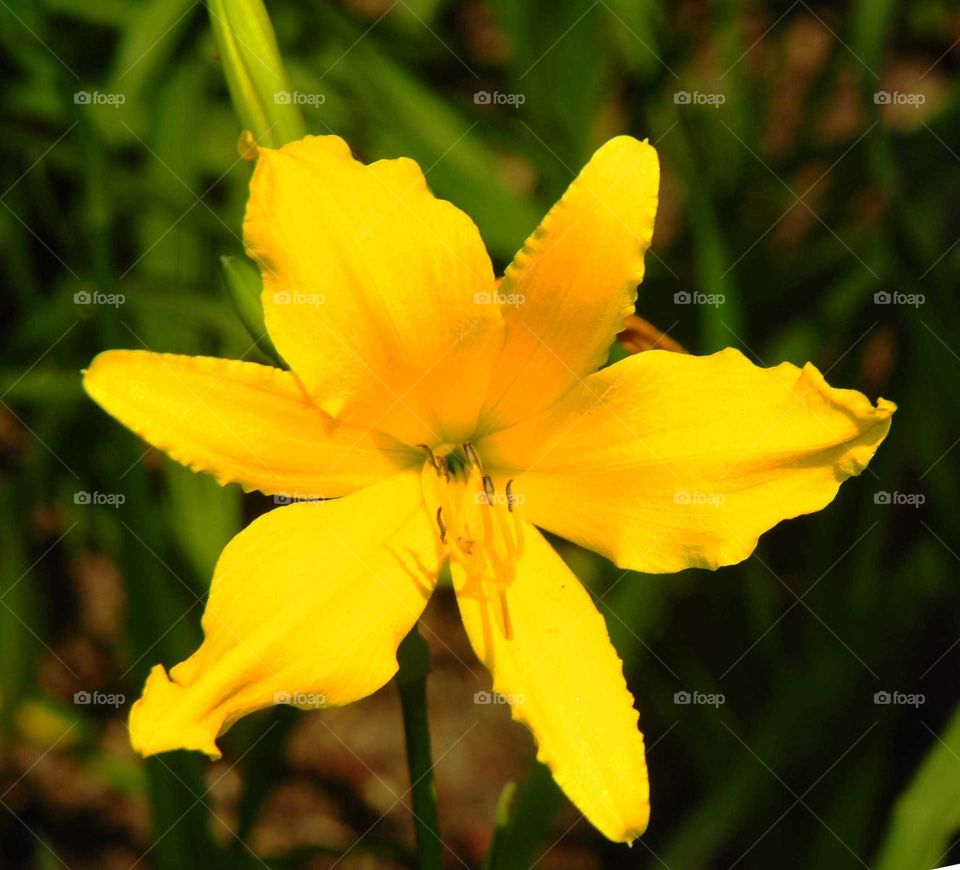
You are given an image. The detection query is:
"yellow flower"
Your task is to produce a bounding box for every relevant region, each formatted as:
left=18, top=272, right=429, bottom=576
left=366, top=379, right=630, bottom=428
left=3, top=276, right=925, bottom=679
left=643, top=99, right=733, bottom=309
left=83, top=134, right=894, bottom=843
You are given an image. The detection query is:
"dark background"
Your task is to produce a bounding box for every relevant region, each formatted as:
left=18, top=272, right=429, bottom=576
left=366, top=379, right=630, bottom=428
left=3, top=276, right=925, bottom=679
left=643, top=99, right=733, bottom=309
left=1, top=0, right=959, bottom=867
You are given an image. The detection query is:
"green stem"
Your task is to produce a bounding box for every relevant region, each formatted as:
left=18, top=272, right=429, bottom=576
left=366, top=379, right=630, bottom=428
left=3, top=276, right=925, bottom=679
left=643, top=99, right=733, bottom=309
left=396, top=626, right=442, bottom=870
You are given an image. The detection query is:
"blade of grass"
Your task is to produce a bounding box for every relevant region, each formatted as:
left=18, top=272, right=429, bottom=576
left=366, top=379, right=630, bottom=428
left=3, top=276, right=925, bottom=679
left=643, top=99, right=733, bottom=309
left=874, top=704, right=960, bottom=870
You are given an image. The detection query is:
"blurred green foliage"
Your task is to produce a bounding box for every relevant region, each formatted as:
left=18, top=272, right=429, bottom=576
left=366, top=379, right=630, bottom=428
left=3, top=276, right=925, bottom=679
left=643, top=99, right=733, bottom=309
left=1, top=0, right=959, bottom=867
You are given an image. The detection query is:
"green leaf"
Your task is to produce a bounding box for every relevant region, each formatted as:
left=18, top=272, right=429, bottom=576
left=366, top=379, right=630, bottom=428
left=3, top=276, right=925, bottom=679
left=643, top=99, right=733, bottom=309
left=874, top=705, right=960, bottom=870
left=483, top=761, right=563, bottom=869
left=0, top=491, right=38, bottom=735
left=483, top=781, right=517, bottom=870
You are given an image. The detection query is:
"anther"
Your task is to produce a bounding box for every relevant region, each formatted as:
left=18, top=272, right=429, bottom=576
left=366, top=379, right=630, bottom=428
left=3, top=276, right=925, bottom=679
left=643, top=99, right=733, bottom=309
left=436, top=455, right=450, bottom=483
left=436, top=506, right=447, bottom=544
left=416, top=443, right=438, bottom=472
left=463, top=441, right=483, bottom=471
left=505, top=479, right=515, bottom=513
left=482, top=474, right=495, bottom=506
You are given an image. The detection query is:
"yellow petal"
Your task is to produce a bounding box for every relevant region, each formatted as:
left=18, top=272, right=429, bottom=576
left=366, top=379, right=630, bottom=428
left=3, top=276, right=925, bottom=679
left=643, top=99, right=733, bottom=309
left=478, top=348, right=895, bottom=573
left=477, top=136, right=659, bottom=434
left=83, top=350, right=416, bottom=498
left=129, top=471, right=440, bottom=758
left=452, top=524, right=649, bottom=843
left=244, top=135, right=505, bottom=446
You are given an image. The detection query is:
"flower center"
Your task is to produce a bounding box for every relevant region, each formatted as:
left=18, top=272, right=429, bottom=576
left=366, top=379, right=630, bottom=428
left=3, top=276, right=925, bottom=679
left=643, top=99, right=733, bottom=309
left=419, top=441, right=525, bottom=638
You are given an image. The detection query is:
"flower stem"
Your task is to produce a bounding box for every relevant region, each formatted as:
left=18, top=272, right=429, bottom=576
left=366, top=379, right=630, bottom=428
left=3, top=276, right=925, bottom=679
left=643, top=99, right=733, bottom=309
left=396, top=626, right=442, bottom=870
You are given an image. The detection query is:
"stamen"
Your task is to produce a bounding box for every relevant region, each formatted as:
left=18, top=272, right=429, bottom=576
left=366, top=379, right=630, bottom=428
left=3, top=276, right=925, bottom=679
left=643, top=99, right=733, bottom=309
left=463, top=441, right=483, bottom=471
left=436, top=506, right=447, bottom=544
left=482, top=474, right=495, bottom=506
left=498, top=590, right=513, bottom=640
left=416, top=443, right=438, bottom=472
left=436, top=455, right=450, bottom=483
left=424, top=442, right=523, bottom=629
left=512, top=507, right=525, bottom=558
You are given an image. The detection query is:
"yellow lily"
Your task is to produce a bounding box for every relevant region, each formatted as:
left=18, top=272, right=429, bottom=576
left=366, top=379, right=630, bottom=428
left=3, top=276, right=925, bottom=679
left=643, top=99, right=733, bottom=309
left=83, top=133, right=894, bottom=842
